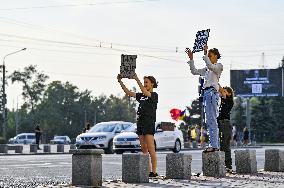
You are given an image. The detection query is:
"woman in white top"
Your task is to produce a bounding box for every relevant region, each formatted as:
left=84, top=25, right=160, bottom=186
left=185, top=45, right=223, bottom=152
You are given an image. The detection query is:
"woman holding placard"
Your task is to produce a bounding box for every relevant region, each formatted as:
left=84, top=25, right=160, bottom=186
left=185, top=45, right=223, bottom=152
left=117, top=73, right=159, bottom=177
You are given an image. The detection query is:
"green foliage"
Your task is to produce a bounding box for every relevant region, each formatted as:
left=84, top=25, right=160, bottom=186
left=0, top=137, right=6, bottom=144
left=230, top=97, right=246, bottom=132
left=250, top=97, right=284, bottom=143
left=187, top=99, right=202, bottom=125
left=9, top=65, right=49, bottom=113
left=5, top=80, right=137, bottom=143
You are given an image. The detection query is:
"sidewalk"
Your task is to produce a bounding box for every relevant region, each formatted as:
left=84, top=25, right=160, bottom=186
left=102, top=171, right=284, bottom=188
left=39, top=170, right=284, bottom=188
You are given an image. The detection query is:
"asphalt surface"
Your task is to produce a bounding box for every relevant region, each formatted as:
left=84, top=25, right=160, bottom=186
left=0, top=146, right=283, bottom=187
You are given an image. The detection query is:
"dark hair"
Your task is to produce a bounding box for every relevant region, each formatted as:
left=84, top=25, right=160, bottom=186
left=209, top=48, right=221, bottom=59
left=224, top=86, right=234, bottom=100
left=144, top=76, right=158, bottom=88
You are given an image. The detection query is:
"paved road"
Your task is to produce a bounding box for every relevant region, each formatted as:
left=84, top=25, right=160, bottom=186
left=0, top=146, right=283, bottom=187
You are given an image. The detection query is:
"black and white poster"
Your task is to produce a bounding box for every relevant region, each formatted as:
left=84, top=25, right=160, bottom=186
left=192, top=29, right=210, bottom=53
left=120, top=54, right=137, bottom=78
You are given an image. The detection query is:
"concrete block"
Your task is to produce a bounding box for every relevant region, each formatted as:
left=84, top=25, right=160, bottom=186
left=70, top=149, right=103, bottom=187
left=184, top=142, right=190, bottom=148
left=235, top=149, right=257, bottom=174
left=202, top=151, right=226, bottom=177
left=14, top=145, right=23, bottom=153
left=70, top=144, right=76, bottom=150
left=43, top=145, right=51, bottom=153
left=57, top=144, right=64, bottom=153
left=7, top=145, right=15, bottom=150
left=30, top=144, right=38, bottom=153
left=122, top=153, right=149, bottom=183
left=265, top=149, right=284, bottom=172
left=166, top=153, right=192, bottom=179
left=0, top=144, right=8, bottom=153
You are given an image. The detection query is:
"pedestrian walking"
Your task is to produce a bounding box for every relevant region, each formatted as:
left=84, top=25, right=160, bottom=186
left=34, top=125, right=42, bottom=149
left=186, top=45, right=223, bottom=152
left=195, top=125, right=201, bottom=144
left=218, top=86, right=234, bottom=172
left=232, top=125, right=238, bottom=146
left=117, top=73, right=159, bottom=177
left=243, top=127, right=249, bottom=146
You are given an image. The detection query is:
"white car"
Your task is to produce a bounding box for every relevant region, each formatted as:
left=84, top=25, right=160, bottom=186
left=113, top=122, right=184, bottom=154
left=8, top=133, right=36, bottom=144
left=50, top=135, right=71, bottom=144
left=75, top=121, right=133, bottom=154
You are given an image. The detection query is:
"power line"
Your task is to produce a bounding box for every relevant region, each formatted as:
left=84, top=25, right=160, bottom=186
left=1, top=16, right=284, bottom=57
left=0, top=0, right=159, bottom=11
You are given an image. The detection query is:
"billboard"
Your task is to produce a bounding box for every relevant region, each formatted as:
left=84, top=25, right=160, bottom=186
left=230, top=68, right=283, bottom=97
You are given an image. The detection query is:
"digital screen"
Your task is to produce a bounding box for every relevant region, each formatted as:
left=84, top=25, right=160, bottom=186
left=230, top=68, right=283, bottom=97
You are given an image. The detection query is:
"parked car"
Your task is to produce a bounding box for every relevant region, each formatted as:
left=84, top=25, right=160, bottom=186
left=8, top=133, right=36, bottom=144
left=75, top=121, right=133, bottom=154
left=50, top=135, right=71, bottom=144
left=113, top=122, right=184, bottom=154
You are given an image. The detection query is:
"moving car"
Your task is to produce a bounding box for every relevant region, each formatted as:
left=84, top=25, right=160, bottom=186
left=75, top=121, right=133, bottom=154
left=50, top=135, right=71, bottom=144
left=8, top=133, right=36, bottom=144
left=113, top=122, right=184, bottom=154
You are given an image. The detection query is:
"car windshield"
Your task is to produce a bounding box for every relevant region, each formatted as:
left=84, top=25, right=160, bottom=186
left=54, top=136, right=66, bottom=140
left=124, top=124, right=136, bottom=132
left=89, top=123, right=116, bottom=133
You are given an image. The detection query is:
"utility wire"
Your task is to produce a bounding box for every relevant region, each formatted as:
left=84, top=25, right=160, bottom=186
left=1, top=16, right=284, bottom=55
left=0, top=0, right=159, bottom=11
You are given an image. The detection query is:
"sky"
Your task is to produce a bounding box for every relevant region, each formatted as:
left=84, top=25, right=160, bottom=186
left=0, top=0, right=283, bottom=123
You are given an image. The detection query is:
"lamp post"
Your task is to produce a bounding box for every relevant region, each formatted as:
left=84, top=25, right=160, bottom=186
left=2, top=48, right=26, bottom=139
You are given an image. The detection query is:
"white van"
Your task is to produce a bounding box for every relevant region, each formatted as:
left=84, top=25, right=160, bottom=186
left=8, top=133, right=36, bottom=144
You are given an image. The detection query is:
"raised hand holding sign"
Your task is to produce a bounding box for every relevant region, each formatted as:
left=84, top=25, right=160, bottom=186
left=120, top=54, right=137, bottom=78
left=192, top=29, right=210, bottom=53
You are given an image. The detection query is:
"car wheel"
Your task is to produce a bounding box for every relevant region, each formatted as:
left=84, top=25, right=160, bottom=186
left=105, top=140, right=114, bottom=154
left=172, top=140, right=181, bottom=153
left=115, top=150, right=124, bottom=154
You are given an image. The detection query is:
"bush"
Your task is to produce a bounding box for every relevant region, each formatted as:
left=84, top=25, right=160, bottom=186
left=0, top=137, right=6, bottom=144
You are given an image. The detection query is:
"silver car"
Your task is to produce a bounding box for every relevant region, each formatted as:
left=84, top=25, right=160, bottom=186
left=8, top=133, right=36, bottom=144
left=50, top=135, right=71, bottom=144
left=75, top=121, right=133, bottom=154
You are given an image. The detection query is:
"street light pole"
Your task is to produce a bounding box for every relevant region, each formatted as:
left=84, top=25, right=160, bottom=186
left=2, top=48, right=26, bottom=139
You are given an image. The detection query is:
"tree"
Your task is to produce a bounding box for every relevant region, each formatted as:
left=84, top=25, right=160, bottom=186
left=230, top=97, right=246, bottom=132
left=270, top=97, right=284, bottom=142
left=28, top=81, right=137, bottom=142
left=34, top=81, right=82, bottom=141
left=250, top=97, right=274, bottom=142
left=187, top=99, right=202, bottom=126
left=9, top=65, right=49, bottom=114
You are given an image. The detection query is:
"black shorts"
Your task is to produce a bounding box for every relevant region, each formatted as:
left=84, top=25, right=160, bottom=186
left=136, top=120, right=155, bottom=136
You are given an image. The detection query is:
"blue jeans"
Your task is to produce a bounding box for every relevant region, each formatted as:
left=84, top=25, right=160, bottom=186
left=203, top=88, right=220, bottom=148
